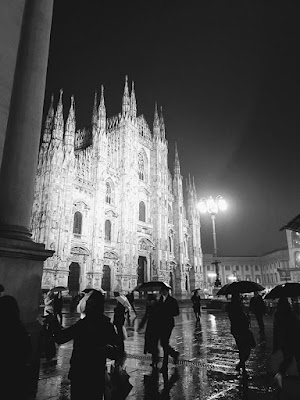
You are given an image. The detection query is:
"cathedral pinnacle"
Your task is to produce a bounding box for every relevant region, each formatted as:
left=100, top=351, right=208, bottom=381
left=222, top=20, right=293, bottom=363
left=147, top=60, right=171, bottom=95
left=130, top=81, right=137, bottom=118
left=92, top=91, right=98, bottom=129
left=42, top=93, right=54, bottom=143
left=122, top=75, right=130, bottom=115
left=153, top=102, right=160, bottom=139
left=174, top=142, right=181, bottom=175
left=159, top=106, right=166, bottom=140
left=65, top=95, right=76, bottom=151
left=52, top=89, right=64, bottom=140
left=98, top=85, right=106, bottom=130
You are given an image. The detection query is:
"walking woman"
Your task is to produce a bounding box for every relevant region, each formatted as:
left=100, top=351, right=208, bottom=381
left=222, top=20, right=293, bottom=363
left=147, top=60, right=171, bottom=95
left=138, top=293, right=159, bottom=368
left=191, top=290, right=201, bottom=321
left=49, top=289, right=121, bottom=400
left=227, top=293, right=255, bottom=376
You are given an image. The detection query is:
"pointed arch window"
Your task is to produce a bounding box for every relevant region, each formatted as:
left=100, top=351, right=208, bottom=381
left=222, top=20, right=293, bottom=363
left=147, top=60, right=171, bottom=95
left=138, top=153, right=145, bottom=181
left=169, top=236, right=173, bottom=254
left=139, top=201, right=146, bottom=222
left=73, top=211, right=83, bottom=235
left=105, top=220, right=111, bottom=242
left=105, top=182, right=112, bottom=204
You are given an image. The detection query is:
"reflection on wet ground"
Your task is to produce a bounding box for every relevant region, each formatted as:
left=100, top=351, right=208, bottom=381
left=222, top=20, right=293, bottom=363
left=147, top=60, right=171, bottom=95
left=36, top=305, right=291, bottom=399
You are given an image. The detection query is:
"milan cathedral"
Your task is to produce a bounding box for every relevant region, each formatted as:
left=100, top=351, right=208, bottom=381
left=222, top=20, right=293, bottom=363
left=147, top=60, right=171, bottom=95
left=31, top=77, right=203, bottom=296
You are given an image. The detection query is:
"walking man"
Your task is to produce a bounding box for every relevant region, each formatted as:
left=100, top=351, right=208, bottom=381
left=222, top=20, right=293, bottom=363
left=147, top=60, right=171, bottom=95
left=249, top=291, right=265, bottom=334
left=155, top=284, right=180, bottom=372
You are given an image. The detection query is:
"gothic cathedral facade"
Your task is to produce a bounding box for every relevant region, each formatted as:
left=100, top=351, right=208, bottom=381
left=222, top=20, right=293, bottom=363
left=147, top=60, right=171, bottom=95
left=31, top=77, right=203, bottom=296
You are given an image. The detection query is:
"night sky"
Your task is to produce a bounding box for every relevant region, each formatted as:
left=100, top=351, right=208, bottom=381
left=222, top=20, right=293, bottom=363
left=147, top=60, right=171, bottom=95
left=45, top=1, right=299, bottom=257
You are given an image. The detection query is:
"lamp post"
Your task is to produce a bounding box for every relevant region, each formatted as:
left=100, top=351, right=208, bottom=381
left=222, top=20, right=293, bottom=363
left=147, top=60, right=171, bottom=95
left=198, top=195, right=227, bottom=288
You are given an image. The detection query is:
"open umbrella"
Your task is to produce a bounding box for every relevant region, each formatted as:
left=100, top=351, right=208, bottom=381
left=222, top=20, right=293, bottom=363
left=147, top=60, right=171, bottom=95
left=217, top=281, right=265, bottom=296
left=82, top=288, right=106, bottom=295
left=114, top=293, right=131, bottom=310
left=133, top=281, right=172, bottom=292
left=264, top=283, right=300, bottom=299
left=50, top=286, right=68, bottom=293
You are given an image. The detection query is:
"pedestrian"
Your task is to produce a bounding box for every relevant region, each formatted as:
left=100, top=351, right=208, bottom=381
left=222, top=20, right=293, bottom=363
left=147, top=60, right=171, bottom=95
left=138, top=293, right=159, bottom=368
left=113, top=292, right=129, bottom=355
left=53, top=292, right=63, bottom=325
left=191, top=290, right=201, bottom=321
left=249, top=291, right=265, bottom=334
left=272, top=297, right=300, bottom=388
left=49, top=289, right=121, bottom=400
left=154, top=285, right=180, bottom=372
left=0, top=295, right=31, bottom=399
left=44, top=290, right=54, bottom=316
left=126, top=290, right=137, bottom=318
left=226, top=292, right=255, bottom=376
left=0, top=283, right=4, bottom=296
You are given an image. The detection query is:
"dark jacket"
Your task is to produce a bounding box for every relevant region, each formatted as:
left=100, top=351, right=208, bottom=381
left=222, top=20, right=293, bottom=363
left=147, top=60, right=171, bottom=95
left=191, top=294, right=201, bottom=312
left=156, top=295, right=180, bottom=332
left=273, top=308, right=300, bottom=353
left=53, top=314, right=119, bottom=381
left=227, top=301, right=250, bottom=336
left=250, top=295, right=265, bottom=315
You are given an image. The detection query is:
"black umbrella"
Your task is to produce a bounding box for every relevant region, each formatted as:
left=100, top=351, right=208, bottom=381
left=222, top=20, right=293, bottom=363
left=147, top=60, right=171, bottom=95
left=50, top=286, right=68, bottom=293
left=264, top=283, right=300, bottom=299
left=217, top=281, right=265, bottom=295
left=133, top=281, right=172, bottom=292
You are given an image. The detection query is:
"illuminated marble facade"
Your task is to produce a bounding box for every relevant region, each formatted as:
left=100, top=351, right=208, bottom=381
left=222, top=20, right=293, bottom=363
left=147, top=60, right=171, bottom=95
left=31, top=78, right=203, bottom=295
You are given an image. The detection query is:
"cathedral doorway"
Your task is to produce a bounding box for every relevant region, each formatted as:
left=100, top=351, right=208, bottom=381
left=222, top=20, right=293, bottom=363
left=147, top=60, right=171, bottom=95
left=68, top=262, right=80, bottom=296
left=101, top=265, right=111, bottom=293
left=137, top=256, right=147, bottom=284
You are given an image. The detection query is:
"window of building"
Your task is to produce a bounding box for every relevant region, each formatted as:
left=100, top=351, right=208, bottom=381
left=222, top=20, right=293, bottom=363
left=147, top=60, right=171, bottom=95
left=245, top=265, right=249, bottom=271
left=169, top=236, right=172, bottom=253
left=255, top=275, right=261, bottom=284
left=139, top=201, right=146, bottom=222
left=255, top=266, right=259, bottom=271
left=246, top=275, right=251, bottom=281
left=236, top=265, right=239, bottom=271
left=225, top=265, right=230, bottom=271
left=138, top=153, right=145, bottom=181
left=168, top=205, right=173, bottom=224
left=105, top=220, right=111, bottom=241
left=73, top=211, right=82, bottom=235
left=105, top=182, right=112, bottom=204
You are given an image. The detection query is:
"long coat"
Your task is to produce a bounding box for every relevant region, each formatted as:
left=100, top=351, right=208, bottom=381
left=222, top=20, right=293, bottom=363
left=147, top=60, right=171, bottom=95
left=139, top=301, right=159, bottom=354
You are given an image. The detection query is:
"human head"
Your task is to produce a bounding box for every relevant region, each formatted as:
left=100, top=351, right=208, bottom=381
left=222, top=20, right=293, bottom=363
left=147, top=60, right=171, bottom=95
left=160, top=286, right=170, bottom=297
left=0, top=295, right=20, bottom=321
left=231, top=292, right=242, bottom=304
left=85, top=290, right=105, bottom=315
left=276, top=297, right=291, bottom=314
left=147, top=293, right=157, bottom=304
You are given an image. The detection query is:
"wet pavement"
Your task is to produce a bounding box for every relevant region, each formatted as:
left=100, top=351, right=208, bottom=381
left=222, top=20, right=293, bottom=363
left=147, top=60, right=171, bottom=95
left=36, top=304, right=300, bottom=399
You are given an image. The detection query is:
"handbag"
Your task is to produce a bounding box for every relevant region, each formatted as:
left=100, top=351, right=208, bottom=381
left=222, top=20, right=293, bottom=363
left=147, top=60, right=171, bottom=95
left=105, top=363, right=133, bottom=400
left=267, top=349, right=298, bottom=376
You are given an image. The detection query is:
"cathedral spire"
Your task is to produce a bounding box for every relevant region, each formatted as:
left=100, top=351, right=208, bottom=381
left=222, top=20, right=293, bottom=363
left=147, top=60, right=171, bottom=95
left=153, top=102, right=160, bottom=139
left=98, top=85, right=106, bottom=130
left=52, top=89, right=64, bottom=141
left=92, top=91, right=98, bottom=130
left=65, top=95, right=76, bottom=152
left=159, top=106, right=166, bottom=140
left=174, top=142, right=181, bottom=176
left=42, top=93, right=54, bottom=143
left=130, top=81, right=137, bottom=118
left=122, top=75, right=130, bottom=115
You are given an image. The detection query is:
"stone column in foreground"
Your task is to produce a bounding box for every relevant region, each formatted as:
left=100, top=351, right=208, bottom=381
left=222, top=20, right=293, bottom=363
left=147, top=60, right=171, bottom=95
left=0, top=0, right=54, bottom=395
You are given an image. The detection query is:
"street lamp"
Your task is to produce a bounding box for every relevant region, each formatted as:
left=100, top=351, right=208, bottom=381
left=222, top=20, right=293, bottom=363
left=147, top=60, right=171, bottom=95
left=198, top=195, right=227, bottom=287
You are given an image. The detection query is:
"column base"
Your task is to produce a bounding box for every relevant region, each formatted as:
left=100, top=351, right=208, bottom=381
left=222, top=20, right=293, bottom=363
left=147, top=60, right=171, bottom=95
left=0, top=224, right=33, bottom=241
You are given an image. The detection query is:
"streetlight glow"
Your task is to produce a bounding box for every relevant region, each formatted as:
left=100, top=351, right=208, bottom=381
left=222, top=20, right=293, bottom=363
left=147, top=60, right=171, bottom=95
left=198, top=195, right=227, bottom=288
